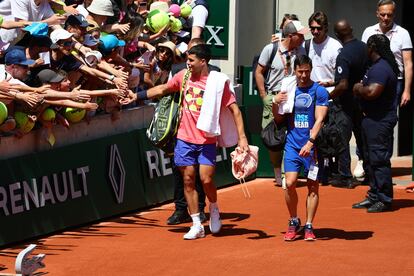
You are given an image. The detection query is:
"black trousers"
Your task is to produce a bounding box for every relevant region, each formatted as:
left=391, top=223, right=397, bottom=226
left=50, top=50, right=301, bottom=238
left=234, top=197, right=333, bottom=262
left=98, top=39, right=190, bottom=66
left=361, top=114, right=397, bottom=204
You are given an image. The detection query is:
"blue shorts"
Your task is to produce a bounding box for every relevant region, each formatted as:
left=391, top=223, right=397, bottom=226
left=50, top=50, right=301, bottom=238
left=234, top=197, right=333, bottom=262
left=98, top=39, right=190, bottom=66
left=174, top=139, right=216, bottom=166
left=284, top=144, right=315, bottom=175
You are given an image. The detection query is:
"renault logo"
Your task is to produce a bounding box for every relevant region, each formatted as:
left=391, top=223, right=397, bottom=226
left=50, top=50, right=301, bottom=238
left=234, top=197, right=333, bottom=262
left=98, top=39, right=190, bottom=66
left=108, top=144, right=125, bottom=204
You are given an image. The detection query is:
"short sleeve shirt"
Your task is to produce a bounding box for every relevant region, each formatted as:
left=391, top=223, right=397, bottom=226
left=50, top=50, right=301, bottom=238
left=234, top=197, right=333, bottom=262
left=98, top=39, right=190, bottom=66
left=51, top=54, right=82, bottom=73
left=286, top=82, right=329, bottom=150
left=360, top=58, right=397, bottom=119
left=167, top=70, right=236, bottom=145
left=258, top=43, right=295, bottom=93
left=308, top=36, right=342, bottom=90
left=362, top=23, right=412, bottom=78
left=334, top=39, right=368, bottom=111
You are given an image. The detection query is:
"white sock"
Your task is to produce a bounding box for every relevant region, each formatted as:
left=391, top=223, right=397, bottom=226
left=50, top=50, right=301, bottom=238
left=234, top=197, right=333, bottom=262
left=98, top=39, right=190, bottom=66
left=191, top=213, right=201, bottom=226
left=306, top=222, right=312, bottom=227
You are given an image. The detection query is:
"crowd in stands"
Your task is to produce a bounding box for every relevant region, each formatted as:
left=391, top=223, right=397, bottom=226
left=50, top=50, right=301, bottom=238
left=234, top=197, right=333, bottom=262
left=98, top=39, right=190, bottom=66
left=0, top=0, right=207, bottom=142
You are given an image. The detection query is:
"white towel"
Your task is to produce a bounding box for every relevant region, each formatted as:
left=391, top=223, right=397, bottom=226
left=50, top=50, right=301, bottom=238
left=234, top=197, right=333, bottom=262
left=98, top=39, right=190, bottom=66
left=197, top=71, right=238, bottom=147
left=278, top=76, right=296, bottom=114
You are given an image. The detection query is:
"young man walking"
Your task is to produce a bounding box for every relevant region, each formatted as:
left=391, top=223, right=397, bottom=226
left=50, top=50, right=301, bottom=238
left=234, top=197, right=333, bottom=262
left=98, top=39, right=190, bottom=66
left=138, top=44, right=249, bottom=239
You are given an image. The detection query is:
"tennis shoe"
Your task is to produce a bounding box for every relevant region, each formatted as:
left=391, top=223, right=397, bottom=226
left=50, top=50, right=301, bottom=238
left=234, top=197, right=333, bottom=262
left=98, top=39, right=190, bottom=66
left=284, top=218, right=301, bottom=241
left=304, top=224, right=316, bottom=241
left=183, top=225, right=205, bottom=240
left=209, top=204, right=222, bottom=234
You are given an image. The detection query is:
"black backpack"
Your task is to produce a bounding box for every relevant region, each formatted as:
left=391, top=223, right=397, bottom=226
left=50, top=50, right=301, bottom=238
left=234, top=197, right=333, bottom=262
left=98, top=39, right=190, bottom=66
left=316, top=101, right=347, bottom=158
left=252, top=42, right=278, bottom=92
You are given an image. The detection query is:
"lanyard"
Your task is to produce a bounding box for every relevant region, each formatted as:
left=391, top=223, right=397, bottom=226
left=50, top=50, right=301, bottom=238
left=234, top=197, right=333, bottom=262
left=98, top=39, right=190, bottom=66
left=279, top=49, right=291, bottom=76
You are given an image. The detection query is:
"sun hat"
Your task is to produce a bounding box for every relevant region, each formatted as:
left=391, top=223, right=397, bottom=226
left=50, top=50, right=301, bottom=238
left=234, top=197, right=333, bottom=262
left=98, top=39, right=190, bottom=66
left=157, top=41, right=176, bottom=55
left=4, top=48, right=35, bottom=66
left=87, top=0, right=114, bottom=17
left=149, top=2, right=169, bottom=13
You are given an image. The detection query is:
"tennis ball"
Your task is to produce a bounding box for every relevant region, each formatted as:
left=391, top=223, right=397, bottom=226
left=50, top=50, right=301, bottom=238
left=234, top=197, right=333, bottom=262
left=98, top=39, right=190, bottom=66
left=180, top=3, right=192, bottom=18
left=41, top=108, right=56, bottom=121
left=169, top=4, right=181, bottom=18
left=0, top=102, right=8, bottom=125
left=64, top=107, right=86, bottom=123
left=14, top=111, right=35, bottom=133
left=146, top=9, right=170, bottom=33
left=170, top=17, right=182, bottom=33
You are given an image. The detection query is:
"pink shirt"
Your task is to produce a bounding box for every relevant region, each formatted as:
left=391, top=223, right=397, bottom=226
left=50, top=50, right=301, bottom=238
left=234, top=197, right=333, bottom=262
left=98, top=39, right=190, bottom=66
left=167, top=69, right=236, bottom=145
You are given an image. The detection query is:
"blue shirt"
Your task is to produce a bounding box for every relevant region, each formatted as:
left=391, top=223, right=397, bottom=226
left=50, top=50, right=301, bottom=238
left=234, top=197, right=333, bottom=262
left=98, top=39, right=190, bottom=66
left=334, top=38, right=368, bottom=113
left=286, top=82, right=329, bottom=150
left=361, top=58, right=397, bottom=119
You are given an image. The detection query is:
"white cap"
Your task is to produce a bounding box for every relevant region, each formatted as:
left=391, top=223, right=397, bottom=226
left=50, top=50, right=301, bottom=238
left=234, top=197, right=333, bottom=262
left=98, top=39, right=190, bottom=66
left=84, top=50, right=102, bottom=67
left=87, top=0, right=114, bottom=17
left=83, top=34, right=100, bottom=47
left=50, top=29, right=73, bottom=44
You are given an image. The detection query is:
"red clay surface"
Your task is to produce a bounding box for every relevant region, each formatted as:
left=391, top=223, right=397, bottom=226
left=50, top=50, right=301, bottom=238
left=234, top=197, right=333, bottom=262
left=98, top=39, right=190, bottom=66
left=1, top=158, right=413, bottom=275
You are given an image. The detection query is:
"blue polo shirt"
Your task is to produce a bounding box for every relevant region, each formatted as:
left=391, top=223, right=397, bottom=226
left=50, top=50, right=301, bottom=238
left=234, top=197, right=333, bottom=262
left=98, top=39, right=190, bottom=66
left=361, top=58, right=397, bottom=119
left=286, top=82, right=329, bottom=150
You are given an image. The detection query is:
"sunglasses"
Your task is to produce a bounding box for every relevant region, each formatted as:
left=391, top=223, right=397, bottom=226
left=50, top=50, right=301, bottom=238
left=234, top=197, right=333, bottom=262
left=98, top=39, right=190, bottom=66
left=310, top=26, right=323, bottom=31
left=60, top=40, right=74, bottom=47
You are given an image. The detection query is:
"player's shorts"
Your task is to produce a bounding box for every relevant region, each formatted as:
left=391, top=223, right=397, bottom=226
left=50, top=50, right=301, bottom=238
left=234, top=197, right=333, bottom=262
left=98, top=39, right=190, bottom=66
left=283, top=144, right=315, bottom=175
left=174, top=139, right=216, bottom=166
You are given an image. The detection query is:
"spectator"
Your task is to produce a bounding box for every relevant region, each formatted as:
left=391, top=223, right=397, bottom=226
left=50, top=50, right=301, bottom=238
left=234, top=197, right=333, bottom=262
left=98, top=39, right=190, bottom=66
left=255, top=20, right=306, bottom=186
left=143, top=41, right=176, bottom=88
left=0, top=0, right=66, bottom=50
left=172, top=0, right=209, bottom=39
left=272, top=55, right=329, bottom=241
left=362, top=0, right=412, bottom=107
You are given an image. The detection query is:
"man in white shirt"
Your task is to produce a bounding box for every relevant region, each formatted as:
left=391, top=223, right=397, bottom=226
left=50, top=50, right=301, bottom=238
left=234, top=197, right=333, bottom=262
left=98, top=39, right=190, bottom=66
left=0, top=0, right=65, bottom=50
left=306, top=11, right=342, bottom=92
left=362, top=0, right=412, bottom=107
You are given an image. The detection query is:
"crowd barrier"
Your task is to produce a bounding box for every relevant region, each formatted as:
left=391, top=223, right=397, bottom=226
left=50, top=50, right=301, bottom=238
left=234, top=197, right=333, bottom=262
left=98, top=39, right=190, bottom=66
left=0, top=106, right=237, bottom=247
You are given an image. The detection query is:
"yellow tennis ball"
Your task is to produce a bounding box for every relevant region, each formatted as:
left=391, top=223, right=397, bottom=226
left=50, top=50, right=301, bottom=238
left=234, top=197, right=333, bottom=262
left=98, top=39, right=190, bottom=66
left=14, top=111, right=35, bottom=133
left=0, top=101, right=8, bottom=125
left=41, top=108, right=56, bottom=121
left=64, top=107, right=86, bottom=123
left=180, top=3, right=192, bottom=18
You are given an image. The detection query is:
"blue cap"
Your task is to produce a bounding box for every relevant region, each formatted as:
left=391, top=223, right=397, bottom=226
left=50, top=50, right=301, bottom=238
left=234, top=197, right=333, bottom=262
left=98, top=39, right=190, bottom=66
left=5, top=48, right=35, bottom=66
left=98, top=34, right=126, bottom=54
left=23, top=22, right=49, bottom=37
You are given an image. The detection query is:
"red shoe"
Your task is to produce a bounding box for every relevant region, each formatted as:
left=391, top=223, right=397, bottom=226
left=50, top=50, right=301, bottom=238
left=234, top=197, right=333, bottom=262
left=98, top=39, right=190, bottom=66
left=304, top=224, right=316, bottom=241
left=284, top=218, right=301, bottom=241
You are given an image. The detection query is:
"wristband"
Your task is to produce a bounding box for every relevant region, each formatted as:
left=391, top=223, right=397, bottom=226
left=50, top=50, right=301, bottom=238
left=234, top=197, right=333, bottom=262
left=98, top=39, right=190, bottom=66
left=308, top=137, right=315, bottom=144
left=137, top=90, right=148, bottom=101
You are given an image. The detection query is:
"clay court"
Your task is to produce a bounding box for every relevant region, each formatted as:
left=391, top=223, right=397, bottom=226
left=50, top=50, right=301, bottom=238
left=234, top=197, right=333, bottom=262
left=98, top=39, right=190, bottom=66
left=0, top=157, right=413, bottom=275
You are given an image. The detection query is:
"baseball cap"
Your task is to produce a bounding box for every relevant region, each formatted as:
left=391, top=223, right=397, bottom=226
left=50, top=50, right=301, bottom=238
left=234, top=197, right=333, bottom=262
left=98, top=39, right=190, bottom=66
left=283, top=20, right=309, bottom=36
left=87, top=0, right=114, bottom=17
left=98, top=34, right=125, bottom=54
left=5, top=48, right=35, bottom=66
left=37, top=69, right=65, bottom=83
left=23, top=22, right=49, bottom=37
left=50, top=29, right=74, bottom=44
left=84, top=50, right=103, bottom=67
left=65, top=14, right=91, bottom=29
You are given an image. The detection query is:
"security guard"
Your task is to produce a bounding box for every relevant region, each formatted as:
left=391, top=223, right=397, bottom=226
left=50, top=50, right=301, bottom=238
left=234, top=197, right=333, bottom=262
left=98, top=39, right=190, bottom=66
left=352, top=34, right=398, bottom=213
